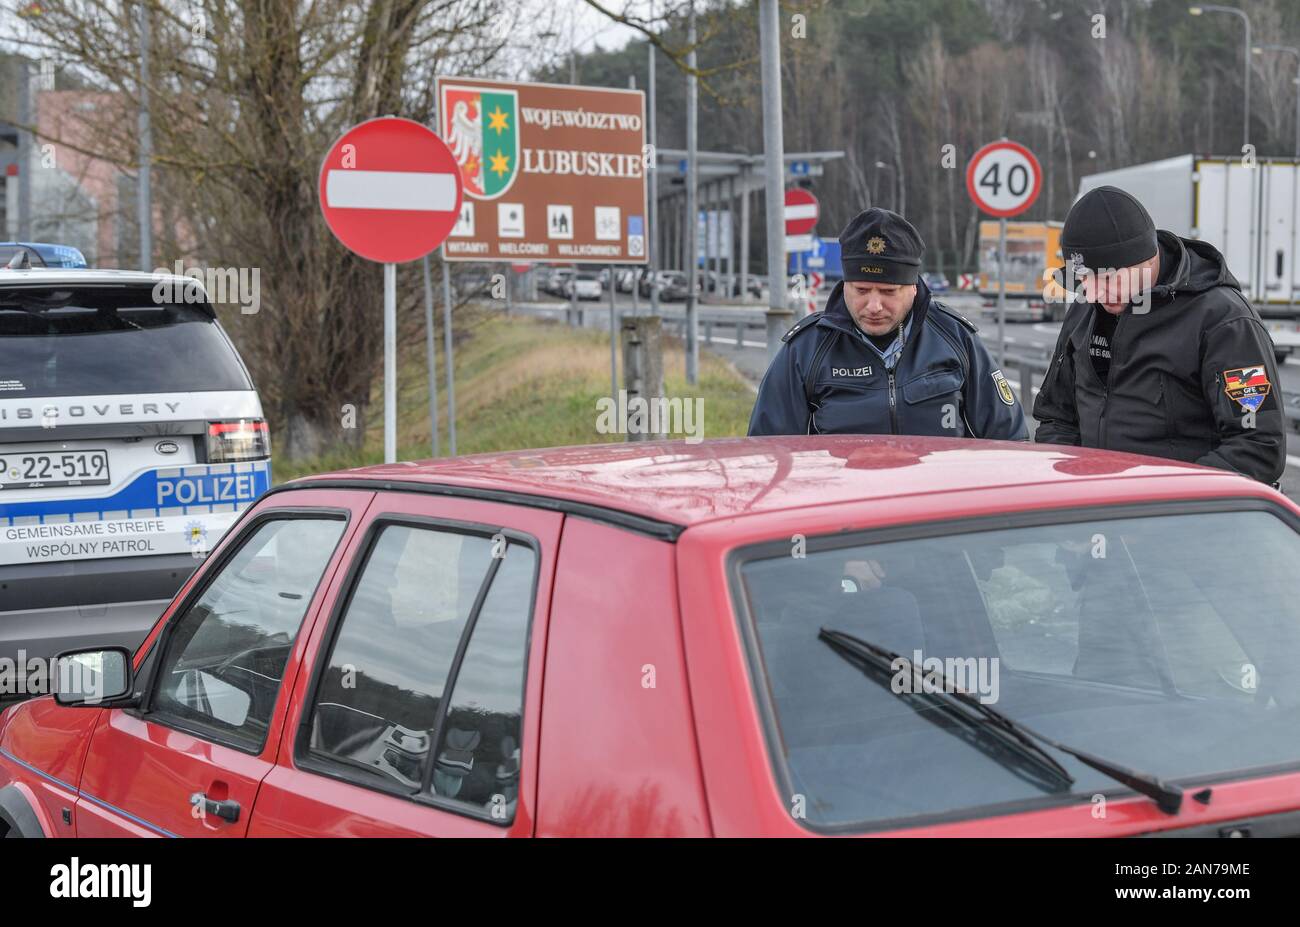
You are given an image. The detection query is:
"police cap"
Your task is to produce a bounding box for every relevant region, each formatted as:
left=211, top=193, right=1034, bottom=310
left=839, top=207, right=924, bottom=285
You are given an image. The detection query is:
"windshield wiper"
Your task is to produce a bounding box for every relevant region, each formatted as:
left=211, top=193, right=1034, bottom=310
left=819, top=627, right=1184, bottom=815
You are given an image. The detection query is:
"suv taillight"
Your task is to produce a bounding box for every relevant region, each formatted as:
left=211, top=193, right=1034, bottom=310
left=206, top=419, right=270, bottom=462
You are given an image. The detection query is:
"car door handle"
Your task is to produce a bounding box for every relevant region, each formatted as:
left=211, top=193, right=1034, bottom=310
left=189, top=791, right=241, bottom=824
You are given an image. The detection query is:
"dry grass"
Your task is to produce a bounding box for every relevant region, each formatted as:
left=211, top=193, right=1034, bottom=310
left=273, top=310, right=756, bottom=482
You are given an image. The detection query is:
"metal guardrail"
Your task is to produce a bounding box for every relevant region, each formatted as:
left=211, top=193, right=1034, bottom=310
left=507, top=301, right=1300, bottom=431
left=1003, top=352, right=1049, bottom=401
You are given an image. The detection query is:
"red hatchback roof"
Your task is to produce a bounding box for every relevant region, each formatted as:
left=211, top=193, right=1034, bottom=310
left=293, top=436, right=1260, bottom=529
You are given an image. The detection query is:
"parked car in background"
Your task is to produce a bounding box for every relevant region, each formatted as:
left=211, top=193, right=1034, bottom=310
left=659, top=271, right=698, bottom=302
left=564, top=272, right=603, bottom=301
left=544, top=268, right=576, bottom=297
left=597, top=268, right=636, bottom=293
left=0, top=268, right=271, bottom=675
left=615, top=269, right=638, bottom=293
left=638, top=269, right=678, bottom=299
left=732, top=275, right=763, bottom=299
left=454, top=268, right=494, bottom=299
left=922, top=272, right=951, bottom=294
left=3, top=436, right=1300, bottom=837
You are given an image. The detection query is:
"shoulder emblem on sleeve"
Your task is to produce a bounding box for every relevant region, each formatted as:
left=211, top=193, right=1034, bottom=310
left=782, top=310, right=825, bottom=343
left=931, top=301, right=978, bottom=333
left=1223, top=366, right=1271, bottom=412
left=992, top=369, right=1016, bottom=405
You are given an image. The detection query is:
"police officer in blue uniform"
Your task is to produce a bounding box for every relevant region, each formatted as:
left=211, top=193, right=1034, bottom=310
left=748, top=208, right=1028, bottom=439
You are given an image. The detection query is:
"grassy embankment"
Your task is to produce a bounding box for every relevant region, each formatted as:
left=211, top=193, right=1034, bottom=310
left=273, top=310, right=757, bottom=483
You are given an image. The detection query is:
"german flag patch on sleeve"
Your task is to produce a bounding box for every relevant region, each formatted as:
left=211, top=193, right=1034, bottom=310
left=1223, top=366, right=1271, bottom=412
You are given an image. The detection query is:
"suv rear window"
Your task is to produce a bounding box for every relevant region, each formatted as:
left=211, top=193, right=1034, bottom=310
left=0, top=285, right=252, bottom=397
left=733, top=508, right=1300, bottom=831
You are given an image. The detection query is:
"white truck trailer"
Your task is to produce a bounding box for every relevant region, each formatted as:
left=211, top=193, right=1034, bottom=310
left=1078, top=154, right=1300, bottom=359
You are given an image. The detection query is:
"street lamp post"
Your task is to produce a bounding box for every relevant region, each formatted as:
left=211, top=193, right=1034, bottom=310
left=758, top=0, right=790, bottom=362
left=1190, top=5, right=1253, bottom=149
left=647, top=5, right=660, bottom=315
left=1254, top=44, right=1300, bottom=158
left=684, top=0, right=699, bottom=384
left=874, top=161, right=895, bottom=211
left=138, top=0, right=153, bottom=271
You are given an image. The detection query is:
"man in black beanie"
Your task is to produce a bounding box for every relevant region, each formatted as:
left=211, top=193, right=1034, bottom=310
left=749, top=207, right=1027, bottom=439
left=1034, top=185, right=1285, bottom=484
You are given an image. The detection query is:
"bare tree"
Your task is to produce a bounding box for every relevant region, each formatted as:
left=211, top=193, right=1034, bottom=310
left=13, top=0, right=517, bottom=460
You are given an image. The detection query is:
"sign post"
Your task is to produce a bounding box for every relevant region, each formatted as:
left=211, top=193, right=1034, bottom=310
left=965, top=140, right=1041, bottom=367
left=443, top=254, right=457, bottom=455
left=319, top=116, right=464, bottom=463
left=421, top=255, right=439, bottom=458
left=383, top=262, right=396, bottom=461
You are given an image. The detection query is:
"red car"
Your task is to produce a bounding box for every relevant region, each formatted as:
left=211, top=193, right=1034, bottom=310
left=2, top=436, right=1300, bottom=837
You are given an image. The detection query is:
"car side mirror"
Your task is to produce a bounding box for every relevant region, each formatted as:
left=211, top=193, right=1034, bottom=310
left=53, top=647, right=135, bottom=707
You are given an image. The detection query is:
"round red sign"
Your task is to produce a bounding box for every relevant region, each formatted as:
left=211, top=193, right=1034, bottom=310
left=784, top=188, right=819, bottom=236
left=965, top=140, right=1042, bottom=218
left=318, top=117, right=464, bottom=264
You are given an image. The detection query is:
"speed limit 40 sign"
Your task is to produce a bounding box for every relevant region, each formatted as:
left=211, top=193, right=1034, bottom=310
left=966, top=140, right=1041, bottom=217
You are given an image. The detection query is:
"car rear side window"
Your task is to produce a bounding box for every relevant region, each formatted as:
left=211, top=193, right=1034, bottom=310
left=150, top=516, right=346, bottom=751
left=0, top=285, right=252, bottom=396
left=303, top=521, right=537, bottom=823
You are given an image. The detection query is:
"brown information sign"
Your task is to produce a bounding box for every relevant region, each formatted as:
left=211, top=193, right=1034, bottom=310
left=436, top=76, right=648, bottom=264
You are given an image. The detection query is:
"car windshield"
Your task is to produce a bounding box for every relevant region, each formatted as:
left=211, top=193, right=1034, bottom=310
left=733, top=508, right=1300, bottom=831
left=0, top=286, right=252, bottom=397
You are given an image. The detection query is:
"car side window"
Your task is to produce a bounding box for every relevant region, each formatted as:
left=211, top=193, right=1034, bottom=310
left=150, top=516, right=346, bottom=750
left=304, top=521, right=537, bottom=823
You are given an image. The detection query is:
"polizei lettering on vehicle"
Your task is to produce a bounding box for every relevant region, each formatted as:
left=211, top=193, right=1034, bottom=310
left=156, top=472, right=260, bottom=505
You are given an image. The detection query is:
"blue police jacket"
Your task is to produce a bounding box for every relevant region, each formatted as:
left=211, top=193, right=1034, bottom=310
left=747, top=280, right=1029, bottom=439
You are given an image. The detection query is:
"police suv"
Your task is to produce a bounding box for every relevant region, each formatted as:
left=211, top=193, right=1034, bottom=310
left=0, top=264, right=270, bottom=670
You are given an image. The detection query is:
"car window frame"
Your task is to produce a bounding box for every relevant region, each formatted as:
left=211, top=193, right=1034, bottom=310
left=292, top=511, right=543, bottom=827
left=726, top=496, right=1300, bottom=835
left=135, top=506, right=353, bottom=756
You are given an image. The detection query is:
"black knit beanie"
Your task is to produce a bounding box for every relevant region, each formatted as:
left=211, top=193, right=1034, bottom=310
left=1061, top=185, right=1157, bottom=271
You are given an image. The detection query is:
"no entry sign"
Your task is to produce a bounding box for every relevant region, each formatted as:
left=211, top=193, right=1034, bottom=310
left=966, top=141, right=1041, bottom=218
left=784, top=189, right=818, bottom=234
left=319, top=116, right=463, bottom=263
left=785, top=188, right=818, bottom=234
left=784, top=188, right=819, bottom=253
left=317, top=116, right=465, bottom=466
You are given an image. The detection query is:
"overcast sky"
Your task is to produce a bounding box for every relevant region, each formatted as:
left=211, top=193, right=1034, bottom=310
left=0, top=0, right=657, bottom=79
left=546, top=0, right=660, bottom=55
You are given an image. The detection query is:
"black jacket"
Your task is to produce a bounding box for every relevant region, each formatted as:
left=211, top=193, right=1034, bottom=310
left=748, top=279, right=1028, bottom=439
left=1033, top=231, right=1286, bottom=484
